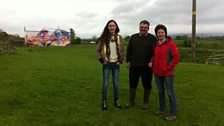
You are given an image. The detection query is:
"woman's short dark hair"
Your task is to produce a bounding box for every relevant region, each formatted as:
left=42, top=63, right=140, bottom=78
left=155, top=24, right=167, bottom=36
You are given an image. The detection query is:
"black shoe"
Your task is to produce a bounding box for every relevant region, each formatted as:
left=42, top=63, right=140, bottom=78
left=125, top=102, right=134, bottom=108
left=102, top=100, right=107, bottom=110
left=102, top=105, right=107, bottom=110
left=114, top=103, right=122, bottom=109
left=142, top=103, right=149, bottom=109
left=114, top=100, right=122, bottom=109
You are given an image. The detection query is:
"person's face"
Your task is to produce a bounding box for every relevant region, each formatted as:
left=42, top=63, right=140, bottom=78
left=108, top=22, right=117, bottom=35
left=156, top=29, right=166, bottom=40
left=139, top=23, right=149, bottom=35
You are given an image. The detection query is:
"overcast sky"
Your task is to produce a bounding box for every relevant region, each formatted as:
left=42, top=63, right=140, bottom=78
left=0, top=0, right=223, bottom=38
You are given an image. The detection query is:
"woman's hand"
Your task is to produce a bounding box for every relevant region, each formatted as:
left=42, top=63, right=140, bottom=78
left=127, top=62, right=131, bottom=69
left=148, top=62, right=153, bottom=68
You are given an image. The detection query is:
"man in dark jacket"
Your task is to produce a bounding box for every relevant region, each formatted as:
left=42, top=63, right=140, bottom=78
left=125, top=20, right=157, bottom=109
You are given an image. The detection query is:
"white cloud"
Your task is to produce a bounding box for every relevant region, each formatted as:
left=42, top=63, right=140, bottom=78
left=0, top=0, right=224, bottom=38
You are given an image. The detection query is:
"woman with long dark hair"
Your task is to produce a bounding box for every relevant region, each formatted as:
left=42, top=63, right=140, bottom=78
left=97, top=20, right=124, bottom=110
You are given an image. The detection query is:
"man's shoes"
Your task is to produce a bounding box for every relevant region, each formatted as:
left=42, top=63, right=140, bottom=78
left=125, top=102, right=134, bottom=108
left=155, top=110, right=165, bottom=116
left=165, top=115, right=176, bottom=121
left=142, top=103, right=149, bottom=109
left=142, top=89, right=150, bottom=109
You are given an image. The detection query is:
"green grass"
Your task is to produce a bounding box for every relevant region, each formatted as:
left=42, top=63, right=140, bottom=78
left=0, top=45, right=224, bottom=126
left=198, top=40, right=224, bottom=49
left=174, top=39, right=224, bottom=65
left=174, top=39, right=224, bottom=50
left=173, top=40, right=184, bottom=47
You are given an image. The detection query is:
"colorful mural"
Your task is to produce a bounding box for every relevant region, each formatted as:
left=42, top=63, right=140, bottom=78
left=25, top=29, right=70, bottom=46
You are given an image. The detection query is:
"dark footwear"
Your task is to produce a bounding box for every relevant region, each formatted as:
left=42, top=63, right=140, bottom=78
left=142, top=103, right=149, bottom=109
left=102, top=99, right=107, bottom=110
left=165, top=115, right=176, bottom=121
left=142, top=89, right=151, bottom=109
left=114, top=99, right=122, bottom=109
left=115, top=103, right=122, bottom=108
left=125, top=102, right=134, bottom=108
left=155, top=110, right=165, bottom=116
left=125, top=88, right=136, bottom=108
left=102, top=106, right=107, bottom=110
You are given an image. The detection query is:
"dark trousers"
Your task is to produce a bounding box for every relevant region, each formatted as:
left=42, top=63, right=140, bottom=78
left=129, top=66, right=153, bottom=89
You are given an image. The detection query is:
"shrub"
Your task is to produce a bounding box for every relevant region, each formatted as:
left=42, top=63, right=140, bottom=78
left=74, top=37, right=81, bottom=44
left=184, top=38, right=199, bottom=47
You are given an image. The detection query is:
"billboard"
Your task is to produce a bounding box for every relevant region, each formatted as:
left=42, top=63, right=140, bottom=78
left=25, top=27, right=70, bottom=46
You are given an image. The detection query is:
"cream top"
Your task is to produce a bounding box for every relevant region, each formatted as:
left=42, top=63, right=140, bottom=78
left=109, top=41, right=118, bottom=62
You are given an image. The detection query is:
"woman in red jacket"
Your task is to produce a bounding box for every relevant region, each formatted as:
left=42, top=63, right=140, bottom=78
left=149, top=24, right=179, bottom=121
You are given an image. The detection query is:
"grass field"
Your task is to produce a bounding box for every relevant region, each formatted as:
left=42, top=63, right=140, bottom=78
left=0, top=45, right=223, bottom=126
left=174, top=39, right=224, bottom=65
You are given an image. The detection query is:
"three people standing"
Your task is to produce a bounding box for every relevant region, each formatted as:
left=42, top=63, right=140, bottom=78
left=97, top=20, right=179, bottom=121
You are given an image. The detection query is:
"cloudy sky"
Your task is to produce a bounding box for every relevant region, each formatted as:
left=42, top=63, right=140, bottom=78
left=0, top=0, right=223, bottom=38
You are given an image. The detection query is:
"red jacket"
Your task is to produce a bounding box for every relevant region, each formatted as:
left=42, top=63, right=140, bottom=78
left=152, top=37, right=179, bottom=76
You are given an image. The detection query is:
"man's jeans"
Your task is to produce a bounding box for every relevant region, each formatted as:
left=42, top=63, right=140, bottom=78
left=102, top=63, right=120, bottom=100
left=155, top=75, right=176, bottom=115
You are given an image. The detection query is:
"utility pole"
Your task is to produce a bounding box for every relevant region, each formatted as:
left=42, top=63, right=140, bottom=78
left=192, top=0, right=196, bottom=62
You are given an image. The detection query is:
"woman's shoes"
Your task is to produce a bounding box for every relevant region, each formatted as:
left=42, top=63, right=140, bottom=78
left=102, top=100, right=107, bottom=110
left=154, top=110, right=165, bottom=115
left=165, top=115, right=176, bottom=121
left=154, top=110, right=176, bottom=120
left=102, top=99, right=122, bottom=110
left=114, top=100, right=122, bottom=109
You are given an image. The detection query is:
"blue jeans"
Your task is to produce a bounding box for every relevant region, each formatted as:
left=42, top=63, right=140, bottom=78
left=155, top=76, right=176, bottom=115
left=102, top=63, right=120, bottom=100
